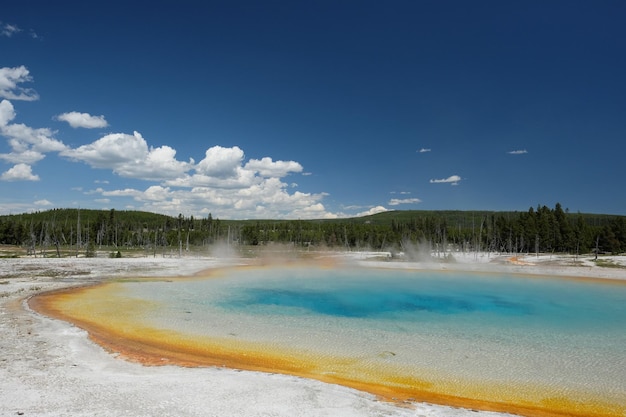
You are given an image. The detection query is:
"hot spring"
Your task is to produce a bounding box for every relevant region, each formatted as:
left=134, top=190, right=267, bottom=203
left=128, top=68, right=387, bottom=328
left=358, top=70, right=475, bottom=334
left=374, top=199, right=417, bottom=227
left=33, top=263, right=626, bottom=417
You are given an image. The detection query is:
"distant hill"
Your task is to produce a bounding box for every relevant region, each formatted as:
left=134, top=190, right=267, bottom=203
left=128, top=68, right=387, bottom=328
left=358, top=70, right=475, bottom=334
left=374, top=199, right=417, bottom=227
left=312, top=209, right=622, bottom=227
left=1, top=208, right=173, bottom=227
left=1, top=207, right=622, bottom=227
left=334, top=210, right=504, bottom=225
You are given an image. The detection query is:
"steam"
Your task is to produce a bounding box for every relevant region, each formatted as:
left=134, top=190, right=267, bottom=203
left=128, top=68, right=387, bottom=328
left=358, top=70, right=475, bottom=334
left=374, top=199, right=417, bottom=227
left=396, top=239, right=455, bottom=263
left=208, top=240, right=239, bottom=259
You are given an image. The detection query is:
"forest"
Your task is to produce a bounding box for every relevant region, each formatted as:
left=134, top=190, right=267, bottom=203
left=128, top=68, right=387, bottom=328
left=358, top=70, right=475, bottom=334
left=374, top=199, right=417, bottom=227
left=0, top=203, right=624, bottom=257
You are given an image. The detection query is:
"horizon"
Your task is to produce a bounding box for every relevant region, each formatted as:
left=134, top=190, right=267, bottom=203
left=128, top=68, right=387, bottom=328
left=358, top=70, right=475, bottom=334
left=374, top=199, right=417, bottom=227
left=3, top=204, right=623, bottom=221
left=2, top=1, right=625, bottom=218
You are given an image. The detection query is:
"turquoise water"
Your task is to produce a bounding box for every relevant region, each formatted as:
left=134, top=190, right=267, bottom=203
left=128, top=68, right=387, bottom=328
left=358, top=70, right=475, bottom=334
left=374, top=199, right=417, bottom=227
left=213, top=267, right=625, bottom=338
left=120, top=266, right=626, bottom=399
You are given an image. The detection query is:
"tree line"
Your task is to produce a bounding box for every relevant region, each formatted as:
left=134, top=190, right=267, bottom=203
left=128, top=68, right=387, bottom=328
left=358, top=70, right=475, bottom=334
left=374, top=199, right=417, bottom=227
left=0, top=204, right=624, bottom=256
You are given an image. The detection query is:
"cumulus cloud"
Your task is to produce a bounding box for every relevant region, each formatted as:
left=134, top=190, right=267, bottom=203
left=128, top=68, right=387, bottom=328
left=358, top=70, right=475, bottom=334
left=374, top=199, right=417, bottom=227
left=0, top=149, right=45, bottom=164
left=196, top=145, right=244, bottom=178
left=61, top=132, right=147, bottom=168
left=0, top=66, right=39, bottom=101
left=418, top=148, right=431, bottom=153
left=389, top=198, right=422, bottom=206
left=355, top=206, right=389, bottom=217
left=0, top=99, right=15, bottom=126
left=88, top=171, right=332, bottom=219
left=61, top=131, right=191, bottom=180
left=56, top=111, right=108, bottom=129
left=430, top=175, right=461, bottom=185
left=190, top=149, right=302, bottom=186
left=508, top=149, right=528, bottom=155
left=100, top=188, right=141, bottom=198
left=94, top=174, right=330, bottom=219
left=34, top=199, right=53, bottom=206
left=0, top=163, right=40, bottom=181
left=245, top=157, right=303, bottom=177
left=168, top=170, right=257, bottom=190
left=3, top=123, right=64, bottom=153
left=143, top=185, right=172, bottom=201
left=170, top=146, right=301, bottom=190
left=0, top=99, right=66, bottom=166
left=63, top=133, right=331, bottom=218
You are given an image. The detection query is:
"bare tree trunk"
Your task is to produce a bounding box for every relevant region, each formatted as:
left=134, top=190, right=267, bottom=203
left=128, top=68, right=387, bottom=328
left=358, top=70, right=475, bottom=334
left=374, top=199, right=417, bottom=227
left=76, top=209, right=81, bottom=258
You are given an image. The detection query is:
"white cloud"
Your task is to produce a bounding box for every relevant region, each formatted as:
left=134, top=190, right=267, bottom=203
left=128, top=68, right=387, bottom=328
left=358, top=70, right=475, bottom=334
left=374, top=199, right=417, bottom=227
left=143, top=185, right=172, bottom=201
left=508, top=149, right=528, bottom=155
left=167, top=145, right=259, bottom=190
left=2, top=123, right=65, bottom=153
left=84, top=187, right=104, bottom=195
left=0, top=98, right=16, bottom=126
left=196, top=145, right=244, bottom=178
left=34, top=199, right=52, bottom=206
left=0, top=24, right=38, bottom=40
left=418, top=148, right=431, bottom=153
left=71, top=135, right=328, bottom=218
left=244, top=157, right=303, bottom=177
left=290, top=203, right=337, bottom=219
left=0, top=99, right=65, bottom=167
left=389, top=198, right=422, bottom=206
left=0, top=149, right=45, bottom=164
left=1, top=23, right=21, bottom=37
left=0, top=163, right=40, bottom=181
left=1, top=100, right=65, bottom=154
left=355, top=206, right=389, bottom=217
left=56, top=111, right=108, bottom=129
left=61, top=132, right=147, bottom=168
left=167, top=169, right=257, bottom=189
left=0, top=66, right=39, bottom=101
left=173, top=149, right=304, bottom=190
left=61, top=131, right=191, bottom=180
left=430, top=175, right=461, bottom=185
left=101, top=188, right=141, bottom=198
left=96, top=175, right=331, bottom=219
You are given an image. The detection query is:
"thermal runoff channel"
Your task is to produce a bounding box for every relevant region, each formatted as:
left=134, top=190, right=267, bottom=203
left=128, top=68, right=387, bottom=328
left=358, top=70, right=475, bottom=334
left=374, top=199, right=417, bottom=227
left=34, top=264, right=626, bottom=417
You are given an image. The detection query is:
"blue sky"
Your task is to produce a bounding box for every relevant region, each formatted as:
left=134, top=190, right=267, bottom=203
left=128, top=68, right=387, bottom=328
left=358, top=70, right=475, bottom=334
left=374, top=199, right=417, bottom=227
left=1, top=1, right=625, bottom=219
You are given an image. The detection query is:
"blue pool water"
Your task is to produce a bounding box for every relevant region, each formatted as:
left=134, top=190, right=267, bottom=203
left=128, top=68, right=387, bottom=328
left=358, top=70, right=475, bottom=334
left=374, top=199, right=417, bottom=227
left=226, top=274, right=531, bottom=317
left=116, top=265, right=626, bottom=406
left=125, top=266, right=626, bottom=345
left=212, top=267, right=624, bottom=334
